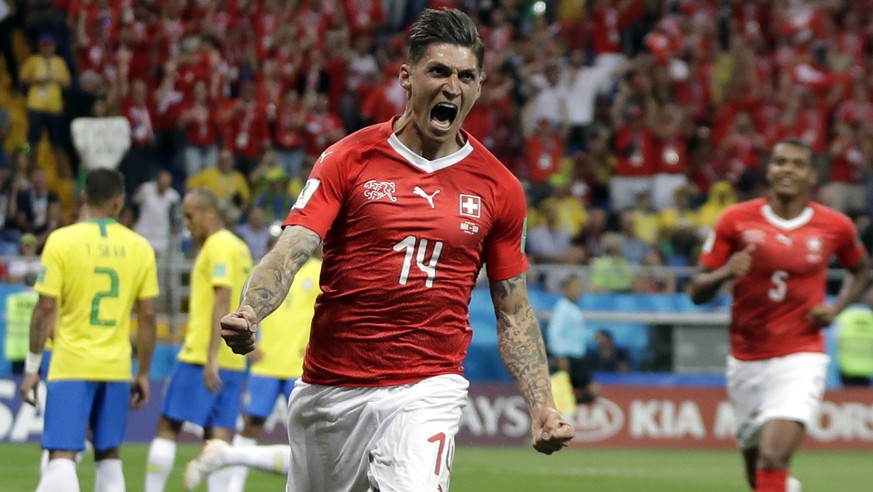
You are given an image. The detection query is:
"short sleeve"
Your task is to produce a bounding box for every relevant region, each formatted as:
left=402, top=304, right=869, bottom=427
left=698, top=210, right=736, bottom=270
left=137, top=242, right=160, bottom=299
left=834, top=213, right=867, bottom=268
left=484, top=177, right=529, bottom=280
left=34, top=233, right=63, bottom=298
left=206, top=236, right=235, bottom=289
left=283, top=146, right=350, bottom=238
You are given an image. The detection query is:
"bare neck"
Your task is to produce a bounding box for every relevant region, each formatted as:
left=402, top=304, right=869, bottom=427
left=392, top=112, right=464, bottom=161
left=767, top=195, right=808, bottom=220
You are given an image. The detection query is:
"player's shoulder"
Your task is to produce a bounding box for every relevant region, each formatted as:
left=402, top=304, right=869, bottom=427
left=317, top=121, right=393, bottom=165
left=465, top=132, right=518, bottom=179
left=717, top=198, right=766, bottom=222
left=809, top=201, right=853, bottom=223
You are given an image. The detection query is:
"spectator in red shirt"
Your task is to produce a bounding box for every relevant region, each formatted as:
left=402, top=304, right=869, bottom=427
left=220, top=80, right=271, bottom=175
left=342, top=0, right=386, bottom=41
left=179, top=80, right=219, bottom=179
left=360, top=64, right=406, bottom=126
left=120, top=78, right=159, bottom=194
left=273, top=88, right=308, bottom=181
left=823, top=122, right=866, bottom=213
left=719, top=111, right=768, bottom=184
left=302, top=90, right=345, bottom=159
left=524, top=117, right=566, bottom=208
left=651, top=103, right=691, bottom=211
left=610, top=91, right=656, bottom=211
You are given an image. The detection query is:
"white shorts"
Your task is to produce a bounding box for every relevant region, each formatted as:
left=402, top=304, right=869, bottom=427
left=285, top=374, right=469, bottom=492
left=726, top=352, right=828, bottom=449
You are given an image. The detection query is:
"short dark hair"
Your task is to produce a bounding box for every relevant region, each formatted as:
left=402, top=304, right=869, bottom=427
left=408, top=8, right=485, bottom=70
left=773, top=137, right=814, bottom=160
left=85, top=168, right=125, bottom=206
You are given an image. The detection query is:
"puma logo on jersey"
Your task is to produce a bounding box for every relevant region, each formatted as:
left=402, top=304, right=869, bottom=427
left=413, top=186, right=440, bottom=208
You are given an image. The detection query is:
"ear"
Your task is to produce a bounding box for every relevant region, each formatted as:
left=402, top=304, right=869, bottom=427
left=399, top=64, right=412, bottom=91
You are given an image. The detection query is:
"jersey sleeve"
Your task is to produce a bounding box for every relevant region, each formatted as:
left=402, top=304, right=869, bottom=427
left=34, top=232, right=63, bottom=298
left=698, top=209, right=737, bottom=270
left=483, top=177, right=529, bottom=280
left=283, top=146, right=350, bottom=238
left=206, top=235, right=235, bottom=289
left=136, top=240, right=160, bottom=300
left=833, top=212, right=867, bottom=268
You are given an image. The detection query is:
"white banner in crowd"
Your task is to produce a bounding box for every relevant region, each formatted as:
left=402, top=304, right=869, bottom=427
left=70, top=117, right=132, bottom=170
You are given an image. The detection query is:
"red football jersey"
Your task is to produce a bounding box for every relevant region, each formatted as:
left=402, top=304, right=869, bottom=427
left=284, top=120, right=529, bottom=386
left=699, top=198, right=866, bottom=360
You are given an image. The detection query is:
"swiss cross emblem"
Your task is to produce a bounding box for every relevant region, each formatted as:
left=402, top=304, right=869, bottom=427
left=459, top=194, right=481, bottom=218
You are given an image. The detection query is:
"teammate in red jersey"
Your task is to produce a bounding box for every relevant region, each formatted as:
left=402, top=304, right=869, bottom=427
left=688, top=138, right=870, bottom=492
left=219, top=8, right=574, bottom=491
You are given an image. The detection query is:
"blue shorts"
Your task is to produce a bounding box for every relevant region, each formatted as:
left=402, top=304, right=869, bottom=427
left=42, top=380, right=130, bottom=452
left=40, top=349, right=51, bottom=377
left=244, top=375, right=297, bottom=419
left=162, top=362, right=246, bottom=429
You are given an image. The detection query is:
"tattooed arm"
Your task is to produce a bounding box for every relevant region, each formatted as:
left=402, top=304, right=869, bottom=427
left=220, top=225, right=322, bottom=354
left=490, top=274, right=576, bottom=454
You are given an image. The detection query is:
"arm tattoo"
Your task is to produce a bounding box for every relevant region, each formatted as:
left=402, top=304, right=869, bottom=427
left=490, top=274, right=552, bottom=408
left=242, top=225, right=321, bottom=321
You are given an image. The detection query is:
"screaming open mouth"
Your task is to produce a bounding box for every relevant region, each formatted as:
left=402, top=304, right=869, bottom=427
left=430, top=103, right=459, bottom=131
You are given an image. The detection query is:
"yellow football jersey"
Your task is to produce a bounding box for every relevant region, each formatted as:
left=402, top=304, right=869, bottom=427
left=36, top=219, right=159, bottom=381
left=251, top=257, right=321, bottom=378
left=178, top=229, right=252, bottom=370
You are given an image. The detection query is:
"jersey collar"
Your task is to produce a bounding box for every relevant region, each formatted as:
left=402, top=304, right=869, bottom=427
left=386, top=132, right=474, bottom=173
left=760, top=203, right=814, bottom=230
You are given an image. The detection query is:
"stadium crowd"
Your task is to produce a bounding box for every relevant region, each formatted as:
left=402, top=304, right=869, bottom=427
left=2, top=0, right=873, bottom=291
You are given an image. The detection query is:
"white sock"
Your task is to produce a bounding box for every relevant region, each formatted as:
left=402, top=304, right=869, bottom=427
left=787, top=476, right=802, bottom=492
left=225, top=435, right=256, bottom=492
left=37, top=458, right=79, bottom=492
left=94, top=459, right=125, bottom=492
left=41, top=445, right=86, bottom=476
left=207, top=465, right=234, bottom=492
left=145, top=438, right=176, bottom=492
left=227, top=445, right=290, bottom=475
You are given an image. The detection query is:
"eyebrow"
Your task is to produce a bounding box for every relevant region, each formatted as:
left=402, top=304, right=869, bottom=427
left=427, top=61, right=478, bottom=75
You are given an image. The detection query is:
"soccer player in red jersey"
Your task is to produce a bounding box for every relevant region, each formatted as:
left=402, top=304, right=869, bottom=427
left=219, top=7, right=574, bottom=491
left=688, top=138, right=870, bottom=492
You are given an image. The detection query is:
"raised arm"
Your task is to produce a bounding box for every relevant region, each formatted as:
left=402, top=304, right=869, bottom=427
left=220, top=225, right=321, bottom=354
left=489, top=274, right=575, bottom=454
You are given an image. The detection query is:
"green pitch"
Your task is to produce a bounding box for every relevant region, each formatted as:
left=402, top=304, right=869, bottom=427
left=1, top=443, right=871, bottom=491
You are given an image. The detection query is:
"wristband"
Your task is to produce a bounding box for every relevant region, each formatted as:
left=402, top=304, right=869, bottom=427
left=25, top=352, right=43, bottom=375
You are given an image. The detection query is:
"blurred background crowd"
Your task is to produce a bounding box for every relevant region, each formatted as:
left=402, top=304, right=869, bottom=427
left=2, top=0, right=873, bottom=293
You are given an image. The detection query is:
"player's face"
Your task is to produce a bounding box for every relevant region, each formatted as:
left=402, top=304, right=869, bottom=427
left=182, top=197, right=207, bottom=244
left=766, top=143, right=816, bottom=199
left=400, top=43, right=482, bottom=145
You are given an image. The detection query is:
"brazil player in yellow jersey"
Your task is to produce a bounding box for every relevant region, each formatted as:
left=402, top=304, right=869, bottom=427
left=19, top=168, right=159, bottom=492
left=184, top=245, right=322, bottom=490
left=145, top=188, right=253, bottom=492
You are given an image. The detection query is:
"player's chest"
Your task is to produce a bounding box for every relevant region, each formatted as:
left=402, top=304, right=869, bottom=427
left=739, top=225, right=834, bottom=274
left=344, top=171, right=494, bottom=246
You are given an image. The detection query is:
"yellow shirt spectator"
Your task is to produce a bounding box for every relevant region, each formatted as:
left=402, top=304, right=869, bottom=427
left=20, top=38, right=71, bottom=114
left=186, top=167, right=251, bottom=204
